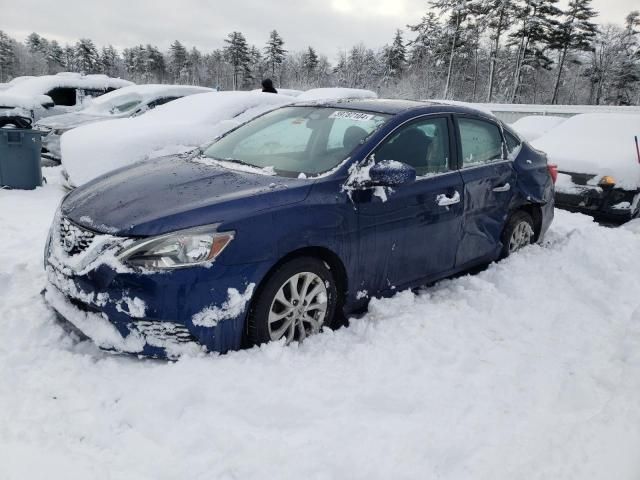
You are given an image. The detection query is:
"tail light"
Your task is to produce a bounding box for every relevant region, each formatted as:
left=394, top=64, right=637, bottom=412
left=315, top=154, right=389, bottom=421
left=547, top=163, right=558, bottom=184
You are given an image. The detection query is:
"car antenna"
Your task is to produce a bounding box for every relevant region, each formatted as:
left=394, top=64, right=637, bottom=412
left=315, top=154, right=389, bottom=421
left=635, top=135, right=640, bottom=164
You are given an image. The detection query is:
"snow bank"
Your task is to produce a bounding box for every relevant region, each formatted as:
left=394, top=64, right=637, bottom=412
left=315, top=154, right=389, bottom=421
left=61, top=91, right=296, bottom=186
left=510, top=115, right=567, bottom=141
left=297, top=87, right=377, bottom=101
left=3, top=174, right=640, bottom=478
left=532, top=113, right=640, bottom=189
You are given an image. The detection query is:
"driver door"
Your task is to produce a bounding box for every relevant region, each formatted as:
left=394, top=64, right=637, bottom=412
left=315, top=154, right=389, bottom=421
left=353, top=115, right=464, bottom=293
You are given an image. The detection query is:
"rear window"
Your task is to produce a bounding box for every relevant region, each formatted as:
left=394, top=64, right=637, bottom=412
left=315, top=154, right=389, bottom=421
left=458, top=118, right=503, bottom=167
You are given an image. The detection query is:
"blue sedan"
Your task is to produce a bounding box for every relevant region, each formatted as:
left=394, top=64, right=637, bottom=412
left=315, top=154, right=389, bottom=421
left=44, top=100, right=555, bottom=357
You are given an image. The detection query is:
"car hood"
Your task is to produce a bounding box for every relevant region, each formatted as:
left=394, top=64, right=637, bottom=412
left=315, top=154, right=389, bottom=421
left=62, top=155, right=312, bottom=236
left=37, top=113, right=105, bottom=130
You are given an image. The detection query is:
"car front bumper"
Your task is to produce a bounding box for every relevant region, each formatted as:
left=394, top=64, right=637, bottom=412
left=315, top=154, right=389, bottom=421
left=44, top=251, right=269, bottom=358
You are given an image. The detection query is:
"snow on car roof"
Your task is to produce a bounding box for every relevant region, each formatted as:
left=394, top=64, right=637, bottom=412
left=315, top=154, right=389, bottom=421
left=532, top=113, right=640, bottom=189
left=296, top=88, right=377, bottom=101
left=510, top=115, right=567, bottom=142
left=0, top=73, right=132, bottom=109
left=87, top=84, right=213, bottom=106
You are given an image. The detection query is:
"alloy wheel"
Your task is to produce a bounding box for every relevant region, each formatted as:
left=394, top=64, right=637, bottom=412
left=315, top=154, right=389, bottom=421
left=268, top=272, right=328, bottom=343
left=509, top=220, right=534, bottom=253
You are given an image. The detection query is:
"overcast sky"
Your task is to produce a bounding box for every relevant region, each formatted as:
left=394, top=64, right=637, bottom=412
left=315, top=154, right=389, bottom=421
left=2, top=0, right=637, bottom=59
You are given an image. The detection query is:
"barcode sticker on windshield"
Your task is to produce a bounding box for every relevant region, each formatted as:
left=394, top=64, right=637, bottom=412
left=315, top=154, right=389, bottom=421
left=329, top=111, right=375, bottom=121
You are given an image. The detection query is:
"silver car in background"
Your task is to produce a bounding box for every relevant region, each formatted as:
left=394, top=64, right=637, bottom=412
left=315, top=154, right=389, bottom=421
left=35, top=84, right=213, bottom=161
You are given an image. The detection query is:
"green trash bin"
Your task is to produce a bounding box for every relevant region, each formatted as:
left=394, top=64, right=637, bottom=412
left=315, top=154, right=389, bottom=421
left=0, top=128, right=43, bottom=190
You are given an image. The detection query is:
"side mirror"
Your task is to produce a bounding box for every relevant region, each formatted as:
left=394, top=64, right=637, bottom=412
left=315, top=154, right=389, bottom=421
left=42, top=101, right=54, bottom=109
left=364, top=160, right=416, bottom=187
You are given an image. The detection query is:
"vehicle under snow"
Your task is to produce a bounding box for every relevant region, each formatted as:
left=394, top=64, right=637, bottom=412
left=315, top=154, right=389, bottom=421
left=0, top=73, right=132, bottom=122
left=0, top=76, right=36, bottom=91
left=60, top=87, right=379, bottom=187
left=532, top=113, right=640, bottom=222
left=509, top=115, right=567, bottom=141
left=35, top=84, right=213, bottom=161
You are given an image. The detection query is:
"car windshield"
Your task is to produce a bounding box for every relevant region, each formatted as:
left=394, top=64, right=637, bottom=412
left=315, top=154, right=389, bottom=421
left=201, top=106, right=390, bottom=177
left=84, top=93, right=143, bottom=116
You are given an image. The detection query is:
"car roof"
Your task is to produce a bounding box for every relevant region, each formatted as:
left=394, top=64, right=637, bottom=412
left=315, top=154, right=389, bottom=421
left=289, top=98, right=497, bottom=119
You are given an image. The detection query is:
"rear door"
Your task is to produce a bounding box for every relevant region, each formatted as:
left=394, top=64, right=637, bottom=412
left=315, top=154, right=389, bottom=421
left=355, top=115, right=465, bottom=291
left=454, top=115, right=516, bottom=267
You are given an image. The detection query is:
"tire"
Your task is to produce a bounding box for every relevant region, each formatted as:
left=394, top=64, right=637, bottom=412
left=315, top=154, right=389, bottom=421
left=501, top=210, right=535, bottom=258
left=247, top=257, right=338, bottom=346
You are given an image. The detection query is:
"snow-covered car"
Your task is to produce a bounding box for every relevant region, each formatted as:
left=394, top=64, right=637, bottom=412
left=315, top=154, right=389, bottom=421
left=0, top=76, right=36, bottom=91
left=0, top=73, right=132, bottom=122
left=532, top=113, right=640, bottom=222
left=60, top=87, right=378, bottom=187
left=509, top=115, right=567, bottom=141
left=35, top=84, right=213, bottom=161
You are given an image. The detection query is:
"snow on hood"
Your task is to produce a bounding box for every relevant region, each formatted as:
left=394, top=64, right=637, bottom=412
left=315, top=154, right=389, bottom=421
left=61, top=91, right=296, bottom=186
left=510, top=115, right=567, bottom=142
left=0, top=73, right=132, bottom=109
left=296, top=88, right=377, bottom=101
left=532, top=113, right=640, bottom=189
left=36, top=112, right=104, bottom=130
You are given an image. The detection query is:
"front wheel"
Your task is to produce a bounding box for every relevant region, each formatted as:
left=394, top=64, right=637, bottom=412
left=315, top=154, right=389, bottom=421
left=247, top=257, right=338, bottom=346
left=501, top=210, right=535, bottom=257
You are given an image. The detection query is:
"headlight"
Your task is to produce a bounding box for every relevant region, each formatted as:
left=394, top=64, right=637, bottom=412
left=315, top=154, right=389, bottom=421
left=117, top=225, right=234, bottom=270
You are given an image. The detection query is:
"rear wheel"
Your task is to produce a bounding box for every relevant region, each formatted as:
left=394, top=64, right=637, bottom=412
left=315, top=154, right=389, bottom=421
left=247, top=257, right=337, bottom=346
left=501, top=210, right=535, bottom=257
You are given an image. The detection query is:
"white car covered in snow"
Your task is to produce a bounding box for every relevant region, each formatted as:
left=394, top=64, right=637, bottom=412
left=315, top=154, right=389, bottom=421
left=60, top=87, right=377, bottom=186
left=509, top=115, right=567, bottom=142
left=0, top=72, right=132, bottom=122
left=533, top=113, right=640, bottom=222
left=35, top=84, right=213, bottom=161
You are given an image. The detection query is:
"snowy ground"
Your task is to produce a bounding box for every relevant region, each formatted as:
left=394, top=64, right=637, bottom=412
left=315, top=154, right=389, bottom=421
left=2, top=167, right=640, bottom=480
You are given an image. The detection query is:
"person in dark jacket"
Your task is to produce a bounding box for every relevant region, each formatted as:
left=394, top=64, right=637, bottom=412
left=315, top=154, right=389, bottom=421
left=261, top=78, right=278, bottom=94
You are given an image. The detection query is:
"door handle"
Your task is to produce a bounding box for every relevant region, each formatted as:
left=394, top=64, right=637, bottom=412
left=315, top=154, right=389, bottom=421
left=436, top=191, right=461, bottom=207
left=492, top=183, right=511, bottom=192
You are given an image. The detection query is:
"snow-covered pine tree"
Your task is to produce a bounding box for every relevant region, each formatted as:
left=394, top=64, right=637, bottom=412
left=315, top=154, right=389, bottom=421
left=224, top=32, right=251, bottom=90
left=508, top=0, right=561, bottom=102
left=0, top=30, right=17, bottom=82
left=168, top=40, right=188, bottom=83
left=264, top=30, right=286, bottom=82
left=74, top=38, right=99, bottom=73
left=548, top=0, right=598, bottom=104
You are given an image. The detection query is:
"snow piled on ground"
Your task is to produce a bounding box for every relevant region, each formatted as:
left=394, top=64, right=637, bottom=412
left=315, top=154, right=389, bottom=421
left=2, top=168, right=640, bottom=479
left=533, top=113, right=640, bottom=189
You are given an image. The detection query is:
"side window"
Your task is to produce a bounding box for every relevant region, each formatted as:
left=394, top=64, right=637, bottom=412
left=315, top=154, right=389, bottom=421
left=458, top=118, right=504, bottom=167
left=327, top=117, right=379, bottom=151
left=147, top=97, right=179, bottom=110
left=375, top=117, right=450, bottom=176
left=504, top=130, right=521, bottom=156
left=46, top=87, right=77, bottom=106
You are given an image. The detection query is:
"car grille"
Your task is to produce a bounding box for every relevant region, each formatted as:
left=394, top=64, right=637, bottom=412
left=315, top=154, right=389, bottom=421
left=59, top=217, right=96, bottom=256
left=134, top=321, right=195, bottom=344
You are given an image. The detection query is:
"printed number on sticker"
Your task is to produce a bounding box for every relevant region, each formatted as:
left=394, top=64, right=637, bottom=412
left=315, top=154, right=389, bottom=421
left=329, top=111, right=374, bottom=121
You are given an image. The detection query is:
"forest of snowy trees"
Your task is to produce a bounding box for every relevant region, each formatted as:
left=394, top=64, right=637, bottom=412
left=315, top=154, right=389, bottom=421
left=1, top=0, right=639, bottom=105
